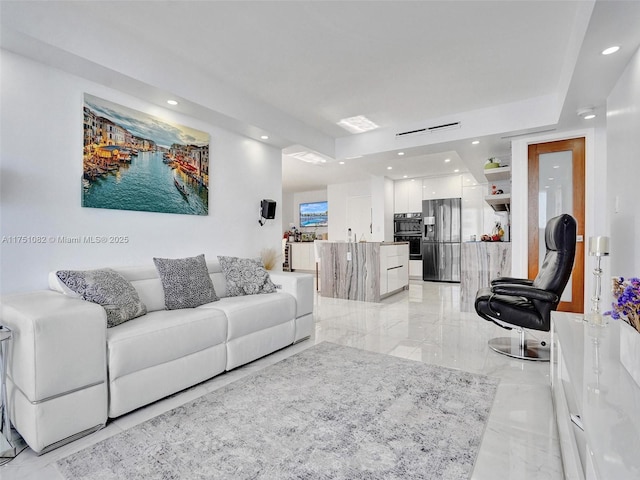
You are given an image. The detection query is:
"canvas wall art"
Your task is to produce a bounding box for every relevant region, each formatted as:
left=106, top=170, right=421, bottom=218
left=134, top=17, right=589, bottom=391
left=82, top=93, right=210, bottom=215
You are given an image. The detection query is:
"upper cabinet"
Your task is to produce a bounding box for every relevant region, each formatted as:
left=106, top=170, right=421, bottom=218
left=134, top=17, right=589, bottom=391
left=422, top=175, right=462, bottom=200
left=483, top=165, right=511, bottom=211
left=394, top=179, right=423, bottom=213
left=395, top=175, right=463, bottom=213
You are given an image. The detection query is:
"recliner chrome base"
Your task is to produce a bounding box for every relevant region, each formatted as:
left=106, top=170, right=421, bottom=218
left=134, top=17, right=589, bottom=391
left=488, top=329, right=549, bottom=362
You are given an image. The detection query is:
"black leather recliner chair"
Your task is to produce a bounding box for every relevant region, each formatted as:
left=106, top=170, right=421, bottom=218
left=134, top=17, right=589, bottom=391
left=475, top=214, right=577, bottom=361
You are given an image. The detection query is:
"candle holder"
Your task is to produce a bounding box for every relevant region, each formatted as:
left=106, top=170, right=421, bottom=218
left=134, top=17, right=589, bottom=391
left=585, top=236, right=610, bottom=327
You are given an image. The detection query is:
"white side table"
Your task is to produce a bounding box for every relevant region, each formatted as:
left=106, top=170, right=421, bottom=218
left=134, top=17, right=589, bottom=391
left=1, top=326, right=19, bottom=464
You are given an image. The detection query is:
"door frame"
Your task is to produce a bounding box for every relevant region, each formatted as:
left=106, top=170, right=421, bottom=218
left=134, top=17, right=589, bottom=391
left=528, top=138, right=585, bottom=312
left=510, top=128, right=604, bottom=314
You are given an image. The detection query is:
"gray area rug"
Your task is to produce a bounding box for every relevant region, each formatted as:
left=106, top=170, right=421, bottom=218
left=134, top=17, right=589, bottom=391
left=57, top=342, right=499, bottom=479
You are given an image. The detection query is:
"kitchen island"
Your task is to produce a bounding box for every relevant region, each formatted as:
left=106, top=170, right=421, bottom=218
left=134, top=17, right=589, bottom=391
left=319, top=242, right=409, bottom=302
left=460, top=241, right=511, bottom=312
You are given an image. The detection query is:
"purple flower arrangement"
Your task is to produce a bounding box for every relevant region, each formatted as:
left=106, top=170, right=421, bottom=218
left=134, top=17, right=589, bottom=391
left=606, top=277, right=640, bottom=332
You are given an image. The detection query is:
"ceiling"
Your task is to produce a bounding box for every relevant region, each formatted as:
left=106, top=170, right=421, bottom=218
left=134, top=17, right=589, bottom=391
left=2, top=1, right=639, bottom=193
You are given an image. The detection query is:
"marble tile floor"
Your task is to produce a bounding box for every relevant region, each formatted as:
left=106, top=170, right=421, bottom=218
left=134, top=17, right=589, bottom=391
left=1, top=281, right=564, bottom=480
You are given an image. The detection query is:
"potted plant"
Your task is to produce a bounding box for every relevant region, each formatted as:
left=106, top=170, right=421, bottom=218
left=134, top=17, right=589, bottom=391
left=484, top=157, right=501, bottom=170
left=607, top=276, right=640, bottom=386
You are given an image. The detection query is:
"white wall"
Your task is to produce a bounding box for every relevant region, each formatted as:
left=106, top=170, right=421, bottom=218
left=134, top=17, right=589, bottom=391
left=281, top=191, right=294, bottom=234
left=607, top=45, right=640, bottom=277
left=0, top=50, right=283, bottom=293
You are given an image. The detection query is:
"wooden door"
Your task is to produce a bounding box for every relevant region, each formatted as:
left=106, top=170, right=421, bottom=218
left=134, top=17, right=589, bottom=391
left=528, top=138, right=585, bottom=313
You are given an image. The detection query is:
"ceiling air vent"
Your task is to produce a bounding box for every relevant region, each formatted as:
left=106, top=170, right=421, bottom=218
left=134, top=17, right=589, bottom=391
left=396, top=121, right=461, bottom=138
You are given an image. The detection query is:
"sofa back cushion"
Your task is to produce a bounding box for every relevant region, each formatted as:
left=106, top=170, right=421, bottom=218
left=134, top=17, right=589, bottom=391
left=50, top=261, right=228, bottom=313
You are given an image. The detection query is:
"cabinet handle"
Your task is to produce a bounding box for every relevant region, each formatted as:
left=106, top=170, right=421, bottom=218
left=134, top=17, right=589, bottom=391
left=570, top=413, right=584, bottom=431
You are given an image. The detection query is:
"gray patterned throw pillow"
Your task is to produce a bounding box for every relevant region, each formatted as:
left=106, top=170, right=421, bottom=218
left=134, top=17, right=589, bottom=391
left=55, top=268, right=147, bottom=328
left=153, top=254, right=219, bottom=309
left=217, top=256, right=277, bottom=296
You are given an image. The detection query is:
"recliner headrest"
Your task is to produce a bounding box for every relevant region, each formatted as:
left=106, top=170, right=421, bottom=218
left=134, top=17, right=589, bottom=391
left=545, top=214, right=576, bottom=253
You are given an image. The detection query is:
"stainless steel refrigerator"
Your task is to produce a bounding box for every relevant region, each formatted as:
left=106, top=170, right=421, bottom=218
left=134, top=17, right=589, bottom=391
left=422, top=198, right=461, bottom=282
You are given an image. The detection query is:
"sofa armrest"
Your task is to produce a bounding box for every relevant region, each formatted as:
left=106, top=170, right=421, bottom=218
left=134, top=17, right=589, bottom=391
left=1, top=290, right=107, bottom=403
left=269, top=272, right=313, bottom=318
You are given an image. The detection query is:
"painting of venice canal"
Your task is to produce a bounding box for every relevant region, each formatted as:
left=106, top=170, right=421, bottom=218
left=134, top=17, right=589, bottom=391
left=82, top=94, right=209, bottom=215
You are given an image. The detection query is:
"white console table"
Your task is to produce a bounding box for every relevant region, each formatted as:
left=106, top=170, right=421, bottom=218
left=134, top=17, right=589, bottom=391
left=551, top=312, right=640, bottom=479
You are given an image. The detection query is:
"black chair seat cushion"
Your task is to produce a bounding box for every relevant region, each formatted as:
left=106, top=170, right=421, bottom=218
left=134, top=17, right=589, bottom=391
left=475, top=287, right=549, bottom=332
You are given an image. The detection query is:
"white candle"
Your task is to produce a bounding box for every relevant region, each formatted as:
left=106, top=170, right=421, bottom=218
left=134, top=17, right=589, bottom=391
left=589, top=236, right=610, bottom=256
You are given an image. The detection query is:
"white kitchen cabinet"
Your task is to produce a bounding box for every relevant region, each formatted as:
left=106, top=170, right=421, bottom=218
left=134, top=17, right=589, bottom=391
left=407, top=179, right=423, bottom=212
left=394, top=179, right=423, bottom=213
left=422, top=175, right=462, bottom=200
left=551, top=312, right=640, bottom=480
left=394, top=179, right=409, bottom=213
left=379, top=243, right=409, bottom=297
left=409, top=259, right=422, bottom=279
left=290, top=242, right=315, bottom=271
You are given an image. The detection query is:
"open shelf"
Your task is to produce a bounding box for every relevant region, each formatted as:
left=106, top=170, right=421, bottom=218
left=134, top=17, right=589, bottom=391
left=483, top=165, right=511, bottom=181
left=484, top=193, right=511, bottom=211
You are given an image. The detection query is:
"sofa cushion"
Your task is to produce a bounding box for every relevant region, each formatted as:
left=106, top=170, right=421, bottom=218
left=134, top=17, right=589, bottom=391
left=107, top=307, right=227, bottom=380
left=217, top=256, right=277, bottom=296
left=54, top=269, right=147, bottom=327
left=200, top=292, right=295, bottom=340
left=153, top=254, right=219, bottom=309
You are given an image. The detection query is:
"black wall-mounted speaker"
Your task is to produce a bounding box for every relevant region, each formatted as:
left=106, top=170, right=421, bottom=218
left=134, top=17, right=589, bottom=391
left=261, top=199, right=276, bottom=219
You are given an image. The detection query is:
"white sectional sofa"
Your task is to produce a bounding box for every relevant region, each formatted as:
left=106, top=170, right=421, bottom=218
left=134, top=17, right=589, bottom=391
left=0, top=260, right=313, bottom=454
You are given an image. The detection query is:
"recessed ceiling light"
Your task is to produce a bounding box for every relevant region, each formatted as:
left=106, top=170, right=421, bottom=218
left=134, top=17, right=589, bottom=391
left=432, top=191, right=436, bottom=195
left=602, top=46, right=620, bottom=55
left=472, top=140, right=480, bottom=145
left=166, top=100, right=178, bottom=106
left=444, top=158, right=451, bottom=163
left=553, top=165, right=560, bottom=169
left=454, top=169, right=459, bottom=173
left=548, top=177, right=554, bottom=181
left=339, top=161, right=345, bottom=165
left=260, top=135, right=269, bottom=140
left=387, top=166, right=393, bottom=170
left=403, top=175, right=408, bottom=178
left=577, top=107, right=596, bottom=119
left=337, top=115, right=379, bottom=134
left=545, top=185, right=550, bottom=189
left=410, top=179, right=415, bottom=182
left=398, top=152, right=405, bottom=156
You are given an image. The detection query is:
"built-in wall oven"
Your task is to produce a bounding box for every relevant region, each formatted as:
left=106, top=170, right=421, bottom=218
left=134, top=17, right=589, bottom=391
left=394, top=213, right=422, bottom=260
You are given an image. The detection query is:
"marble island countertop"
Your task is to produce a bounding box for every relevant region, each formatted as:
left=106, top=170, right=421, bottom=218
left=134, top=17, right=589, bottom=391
left=319, top=242, right=410, bottom=302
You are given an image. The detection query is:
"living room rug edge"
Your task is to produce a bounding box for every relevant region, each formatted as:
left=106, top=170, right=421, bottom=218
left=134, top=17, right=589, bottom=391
left=57, top=342, right=500, bottom=480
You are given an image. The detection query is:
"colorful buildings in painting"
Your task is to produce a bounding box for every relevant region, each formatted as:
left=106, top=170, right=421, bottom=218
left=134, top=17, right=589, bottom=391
left=83, top=107, right=156, bottom=152
left=167, top=143, right=209, bottom=186
left=82, top=106, right=208, bottom=187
